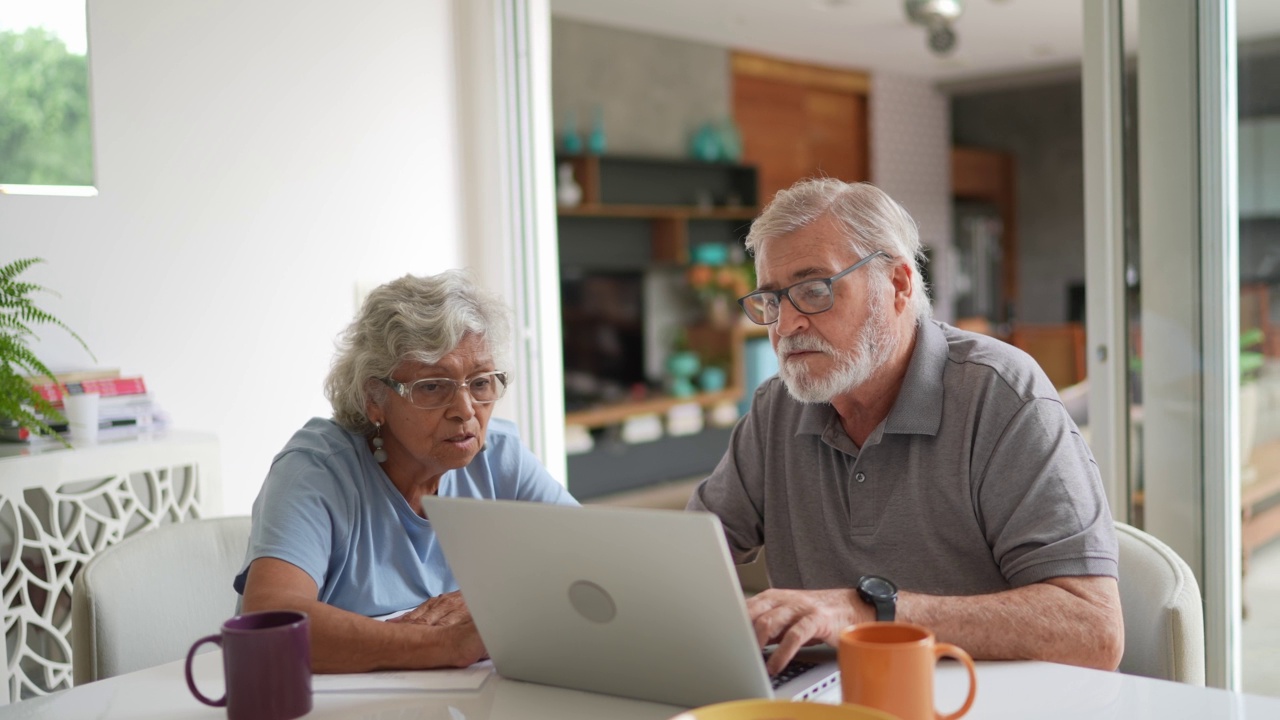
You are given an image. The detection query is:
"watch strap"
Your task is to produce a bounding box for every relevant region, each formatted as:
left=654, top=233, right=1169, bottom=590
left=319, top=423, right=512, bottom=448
left=872, top=598, right=895, bottom=622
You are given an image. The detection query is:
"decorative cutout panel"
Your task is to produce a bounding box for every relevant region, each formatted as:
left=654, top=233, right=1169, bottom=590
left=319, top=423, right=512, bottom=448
left=0, top=436, right=217, bottom=702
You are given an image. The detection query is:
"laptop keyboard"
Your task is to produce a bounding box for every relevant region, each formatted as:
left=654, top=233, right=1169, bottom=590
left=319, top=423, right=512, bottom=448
left=768, top=658, right=819, bottom=689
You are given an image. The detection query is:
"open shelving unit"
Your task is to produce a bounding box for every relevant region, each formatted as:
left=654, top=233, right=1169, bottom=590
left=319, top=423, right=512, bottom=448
left=557, top=154, right=760, bottom=265
left=556, top=154, right=766, bottom=498
left=563, top=322, right=769, bottom=430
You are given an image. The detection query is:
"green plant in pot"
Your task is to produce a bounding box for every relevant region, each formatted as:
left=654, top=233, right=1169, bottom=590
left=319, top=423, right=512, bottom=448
left=1, top=257, right=95, bottom=443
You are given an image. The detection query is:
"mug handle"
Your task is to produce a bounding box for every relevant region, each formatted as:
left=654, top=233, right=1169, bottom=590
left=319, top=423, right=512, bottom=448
left=933, top=642, right=977, bottom=720
left=185, top=634, right=227, bottom=707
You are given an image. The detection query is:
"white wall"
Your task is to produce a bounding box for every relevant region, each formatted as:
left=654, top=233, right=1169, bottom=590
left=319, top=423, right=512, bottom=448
left=0, top=0, right=464, bottom=515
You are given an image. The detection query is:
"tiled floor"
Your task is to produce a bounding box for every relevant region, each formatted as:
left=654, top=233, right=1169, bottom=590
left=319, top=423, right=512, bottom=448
left=1244, top=539, right=1280, bottom=697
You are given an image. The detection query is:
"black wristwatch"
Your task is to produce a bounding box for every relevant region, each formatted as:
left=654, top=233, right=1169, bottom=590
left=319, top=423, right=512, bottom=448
left=856, top=575, right=898, bottom=622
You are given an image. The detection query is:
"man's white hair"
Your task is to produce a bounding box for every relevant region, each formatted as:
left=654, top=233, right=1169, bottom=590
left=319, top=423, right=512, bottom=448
left=745, top=179, right=932, bottom=322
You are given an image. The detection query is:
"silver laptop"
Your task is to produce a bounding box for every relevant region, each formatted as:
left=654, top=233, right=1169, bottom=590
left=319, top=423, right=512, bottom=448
left=421, top=496, right=841, bottom=708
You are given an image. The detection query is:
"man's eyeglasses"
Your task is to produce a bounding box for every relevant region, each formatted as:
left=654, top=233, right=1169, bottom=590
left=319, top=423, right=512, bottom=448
left=380, top=371, right=509, bottom=410
left=737, top=251, right=887, bottom=326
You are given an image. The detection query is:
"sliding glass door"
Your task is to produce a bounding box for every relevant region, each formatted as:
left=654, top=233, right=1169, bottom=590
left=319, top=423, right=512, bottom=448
left=1084, top=0, right=1243, bottom=690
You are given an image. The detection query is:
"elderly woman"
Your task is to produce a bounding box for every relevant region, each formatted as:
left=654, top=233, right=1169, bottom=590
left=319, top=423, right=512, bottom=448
left=235, top=270, right=578, bottom=672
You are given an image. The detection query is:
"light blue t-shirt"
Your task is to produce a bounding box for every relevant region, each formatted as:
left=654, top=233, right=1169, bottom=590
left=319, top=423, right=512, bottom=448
left=234, top=417, right=578, bottom=617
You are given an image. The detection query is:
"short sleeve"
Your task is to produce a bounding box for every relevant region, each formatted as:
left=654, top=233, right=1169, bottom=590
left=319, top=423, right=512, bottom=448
left=975, top=398, right=1119, bottom=586
left=234, top=450, right=348, bottom=593
left=687, top=388, right=769, bottom=563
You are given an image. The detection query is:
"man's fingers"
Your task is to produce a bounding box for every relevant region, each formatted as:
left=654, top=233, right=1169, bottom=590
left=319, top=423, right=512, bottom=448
left=767, top=616, right=821, bottom=676
left=745, top=590, right=781, bottom=620
left=751, top=604, right=799, bottom=648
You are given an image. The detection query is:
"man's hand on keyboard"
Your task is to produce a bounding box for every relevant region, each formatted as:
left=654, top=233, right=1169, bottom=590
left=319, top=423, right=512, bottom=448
left=747, top=588, right=869, bottom=675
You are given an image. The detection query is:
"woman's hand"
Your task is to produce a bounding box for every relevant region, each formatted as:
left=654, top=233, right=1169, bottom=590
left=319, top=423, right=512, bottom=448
left=388, top=590, right=473, bottom=627
left=388, top=594, right=488, bottom=667
left=439, top=619, right=489, bottom=668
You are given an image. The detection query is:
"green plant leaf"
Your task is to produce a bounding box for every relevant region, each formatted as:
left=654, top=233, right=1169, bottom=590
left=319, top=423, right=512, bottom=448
left=1241, top=327, right=1266, bottom=350
left=0, top=257, right=94, bottom=446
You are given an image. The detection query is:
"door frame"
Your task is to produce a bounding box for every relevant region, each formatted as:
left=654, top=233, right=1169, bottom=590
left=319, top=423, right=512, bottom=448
left=1083, top=0, right=1241, bottom=689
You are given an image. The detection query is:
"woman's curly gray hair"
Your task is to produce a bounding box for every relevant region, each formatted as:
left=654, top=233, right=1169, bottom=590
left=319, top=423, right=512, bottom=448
left=745, top=179, right=932, bottom=322
left=324, top=270, right=512, bottom=434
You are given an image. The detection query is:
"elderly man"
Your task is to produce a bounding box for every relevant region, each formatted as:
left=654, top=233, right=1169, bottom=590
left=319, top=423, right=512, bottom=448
left=688, top=179, right=1123, bottom=674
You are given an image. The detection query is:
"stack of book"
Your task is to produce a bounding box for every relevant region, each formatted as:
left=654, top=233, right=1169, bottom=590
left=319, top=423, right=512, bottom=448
left=1, top=368, right=170, bottom=442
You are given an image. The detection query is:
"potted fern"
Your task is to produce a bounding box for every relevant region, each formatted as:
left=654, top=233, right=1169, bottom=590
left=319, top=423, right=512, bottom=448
left=1, top=257, right=95, bottom=443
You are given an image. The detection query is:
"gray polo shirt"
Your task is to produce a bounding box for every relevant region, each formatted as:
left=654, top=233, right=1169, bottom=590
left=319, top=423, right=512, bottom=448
left=688, top=320, right=1118, bottom=596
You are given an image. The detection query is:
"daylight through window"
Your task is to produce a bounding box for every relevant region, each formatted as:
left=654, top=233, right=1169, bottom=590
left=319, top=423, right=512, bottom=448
left=0, top=0, right=94, bottom=191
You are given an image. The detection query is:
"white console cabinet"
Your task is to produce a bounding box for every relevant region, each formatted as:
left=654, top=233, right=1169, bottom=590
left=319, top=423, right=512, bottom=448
left=0, top=431, right=221, bottom=703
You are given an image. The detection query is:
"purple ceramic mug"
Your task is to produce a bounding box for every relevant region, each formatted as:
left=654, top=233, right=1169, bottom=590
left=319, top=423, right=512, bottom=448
left=185, top=610, right=312, bottom=720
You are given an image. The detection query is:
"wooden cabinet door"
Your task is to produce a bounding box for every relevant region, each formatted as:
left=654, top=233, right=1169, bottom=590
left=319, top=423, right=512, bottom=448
left=805, top=88, right=867, bottom=183
left=952, top=146, right=1018, bottom=324
left=734, top=74, right=810, bottom=204
left=732, top=52, right=870, bottom=204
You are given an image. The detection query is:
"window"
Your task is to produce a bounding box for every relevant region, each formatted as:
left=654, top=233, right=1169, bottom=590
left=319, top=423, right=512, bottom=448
left=0, top=0, right=94, bottom=193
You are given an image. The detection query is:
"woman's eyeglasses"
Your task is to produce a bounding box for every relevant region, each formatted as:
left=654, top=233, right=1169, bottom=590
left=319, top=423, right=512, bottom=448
left=381, top=371, right=508, bottom=410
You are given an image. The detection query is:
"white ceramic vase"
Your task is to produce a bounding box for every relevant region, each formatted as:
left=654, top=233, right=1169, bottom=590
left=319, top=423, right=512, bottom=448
left=556, top=163, right=583, bottom=208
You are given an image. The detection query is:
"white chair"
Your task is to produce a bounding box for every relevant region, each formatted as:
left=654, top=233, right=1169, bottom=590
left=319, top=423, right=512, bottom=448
left=1115, top=521, right=1205, bottom=685
left=71, top=516, right=252, bottom=684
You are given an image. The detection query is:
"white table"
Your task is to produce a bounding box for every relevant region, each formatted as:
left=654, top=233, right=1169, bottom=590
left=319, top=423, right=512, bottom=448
left=4, top=650, right=1280, bottom=720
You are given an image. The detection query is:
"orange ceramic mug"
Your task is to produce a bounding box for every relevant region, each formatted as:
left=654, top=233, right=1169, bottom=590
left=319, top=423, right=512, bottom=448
left=839, top=622, right=977, bottom=720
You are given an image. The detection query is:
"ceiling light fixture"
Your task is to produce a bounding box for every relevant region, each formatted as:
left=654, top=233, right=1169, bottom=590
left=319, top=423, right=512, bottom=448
left=905, top=0, right=964, bottom=56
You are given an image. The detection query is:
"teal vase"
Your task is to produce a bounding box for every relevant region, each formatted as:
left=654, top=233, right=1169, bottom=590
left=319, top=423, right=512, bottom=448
left=716, top=119, right=743, bottom=163
left=691, top=124, right=720, bottom=162
left=699, top=366, right=727, bottom=393
left=561, top=110, right=583, bottom=154
left=588, top=106, right=607, bottom=155
left=666, top=350, right=701, bottom=398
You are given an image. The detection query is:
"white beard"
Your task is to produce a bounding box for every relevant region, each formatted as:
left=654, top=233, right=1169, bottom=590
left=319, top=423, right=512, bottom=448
left=776, top=289, right=898, bottom=404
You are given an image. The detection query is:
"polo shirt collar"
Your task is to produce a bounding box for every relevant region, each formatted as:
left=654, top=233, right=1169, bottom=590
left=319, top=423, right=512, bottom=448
left=791, top=319, right=946, bottom=439
left=884, top=320, right=946, bottom=436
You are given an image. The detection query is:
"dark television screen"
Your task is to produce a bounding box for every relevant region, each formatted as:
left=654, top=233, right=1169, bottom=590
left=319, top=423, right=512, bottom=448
left=560, top=272, right=646, bottom=410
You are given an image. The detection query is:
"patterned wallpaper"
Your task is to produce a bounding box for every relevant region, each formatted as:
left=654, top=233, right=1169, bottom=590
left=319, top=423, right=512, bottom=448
left=869, top=73, right=955, bottom=322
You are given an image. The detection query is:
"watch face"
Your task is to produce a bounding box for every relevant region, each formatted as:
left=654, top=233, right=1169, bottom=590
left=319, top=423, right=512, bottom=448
left=860, top=576, right=895, bottom=597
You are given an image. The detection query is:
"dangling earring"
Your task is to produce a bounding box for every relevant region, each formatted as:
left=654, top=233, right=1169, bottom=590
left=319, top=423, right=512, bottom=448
left=371, top=422, right=388, bottom=463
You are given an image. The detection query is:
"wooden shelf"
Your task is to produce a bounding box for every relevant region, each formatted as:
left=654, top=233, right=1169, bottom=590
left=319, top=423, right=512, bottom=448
left=555, top=154, right=760, bottom=266
left=558, top=204, right=759, bottom=221
left=563, top=323, right=766, bottom=431
left=565, top=389, right=742, bottom=430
